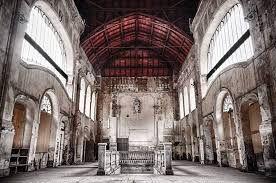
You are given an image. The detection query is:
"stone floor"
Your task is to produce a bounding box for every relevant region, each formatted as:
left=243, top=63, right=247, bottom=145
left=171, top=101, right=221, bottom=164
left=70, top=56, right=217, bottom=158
left=1, top=161, right=275, bottom=183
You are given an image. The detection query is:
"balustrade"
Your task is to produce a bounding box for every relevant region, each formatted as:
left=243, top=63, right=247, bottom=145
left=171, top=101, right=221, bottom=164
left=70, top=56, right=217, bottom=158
left=97, top=143, right=120, bottom=175
left=119, top=151, right=155, bottom=165
left=97, top=142, right=173, bottom=175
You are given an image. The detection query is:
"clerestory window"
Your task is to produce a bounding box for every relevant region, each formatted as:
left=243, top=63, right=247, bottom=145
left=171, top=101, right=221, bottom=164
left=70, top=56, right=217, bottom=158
left=21, top=6, right=67, bottom=85
left=207, top=4, right=254, bottom=82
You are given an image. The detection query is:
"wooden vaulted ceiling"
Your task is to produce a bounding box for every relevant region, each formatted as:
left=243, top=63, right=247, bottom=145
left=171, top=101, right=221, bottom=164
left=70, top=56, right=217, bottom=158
left=76, top=0, right=199, bottom=77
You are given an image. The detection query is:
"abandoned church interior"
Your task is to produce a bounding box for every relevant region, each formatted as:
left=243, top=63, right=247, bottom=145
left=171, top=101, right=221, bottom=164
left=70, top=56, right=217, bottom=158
left=0, top=0, right=276, bottom=182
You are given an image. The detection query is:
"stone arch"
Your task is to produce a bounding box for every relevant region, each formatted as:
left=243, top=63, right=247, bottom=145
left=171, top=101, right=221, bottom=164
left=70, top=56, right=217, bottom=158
left=34, top=89, right=60, bottom=168
left=215, top=89, right=242, bottom=168
left=199, top=0, right=247, bottom=97
left=203, top=114, right=218, bottom=164
left=12, top=94, right=39, bottom=168
left=185, top=124, right=192, bottom=161
left=22, top=1, right=75, bottom=98
left=239, top=92, right=265, bottom=171
left=59, top=115, right=70, bottom=165
left=30, top=0, right=74, bottom=75
left=82, top=126, right=96, bottom=162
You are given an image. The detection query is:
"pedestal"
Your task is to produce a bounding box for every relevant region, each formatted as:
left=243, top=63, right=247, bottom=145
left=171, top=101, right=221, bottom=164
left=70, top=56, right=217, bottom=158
left=97, top=143, right=107, bottom=175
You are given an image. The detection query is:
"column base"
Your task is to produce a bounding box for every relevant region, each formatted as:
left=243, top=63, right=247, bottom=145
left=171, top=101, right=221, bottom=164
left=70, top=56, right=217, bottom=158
left=97, top=169, right=106, bottom=175
left=0, top=168, right=10, bottom=177
left=165, top=169, right=174, bottom=175
left=205, top=159, right=214, bottom=165
left=193, top=156, right=200, bottom=162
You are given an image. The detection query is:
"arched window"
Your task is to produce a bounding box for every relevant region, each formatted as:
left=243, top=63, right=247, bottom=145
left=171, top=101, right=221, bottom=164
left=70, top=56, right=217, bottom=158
left=85, top=86, right=91, bottom=117
left=79, top=78, right=85, bottom=113
left=207, top=4, right=254, bottom=81
left=190, top=79, right=196, bottom=111
left=41, top=95, right=52, bottom=114
left=183, top=86, right=189, bottom=116
left=179, top=91, right=184, bottom=119
left=37, top=94, right=53, bottom=153
left=21, top=6, right=67, bottom=85
left=91, top=92, right=96, bottom=120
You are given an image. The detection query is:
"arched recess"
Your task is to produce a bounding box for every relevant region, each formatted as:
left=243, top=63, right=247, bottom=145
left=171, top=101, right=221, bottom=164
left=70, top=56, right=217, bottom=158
left=59, top=115, right=70, bottom=165
left=21, top=1, right=74, bottom=97
left=215, top=89, right=242, bottom=168
left=82, top=126, right=95, bottom=162
left=199, top=0, right=254, bottom=97
left=203, top=115, right=217, bottom=165
left=10, top=94, right=38, bottom=173
left=12, top=95, right=37, bottom=149
left=185, top=124, right=192, bottom=161
left=191, top=123, right=199, bottom=162
left=35, top=89, right=60, bottom=168
left=240, top=93, right=264, bottom=172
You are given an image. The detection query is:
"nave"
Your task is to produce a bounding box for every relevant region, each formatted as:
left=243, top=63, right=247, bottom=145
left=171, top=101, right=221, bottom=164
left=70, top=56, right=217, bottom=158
left=1, top=161, right=275, bottom=183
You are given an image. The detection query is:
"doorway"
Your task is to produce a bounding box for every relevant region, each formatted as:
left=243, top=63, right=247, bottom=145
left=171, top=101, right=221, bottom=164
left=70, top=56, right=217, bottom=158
left=241, top=101, right=264, bottom=171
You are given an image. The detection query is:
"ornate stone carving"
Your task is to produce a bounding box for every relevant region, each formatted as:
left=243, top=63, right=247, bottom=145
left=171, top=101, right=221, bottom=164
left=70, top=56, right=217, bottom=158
left=245, top=3, right=257, bottom=22
left=133, top=97, right=141, bottom=114
left=15, top=12, right=28, bottom=24
left=59, top=10, right=63, bottom=22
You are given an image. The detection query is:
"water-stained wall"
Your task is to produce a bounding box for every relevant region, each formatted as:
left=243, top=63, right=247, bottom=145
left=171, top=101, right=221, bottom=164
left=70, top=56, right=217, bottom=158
left=97, top=77, right=176, bottom=151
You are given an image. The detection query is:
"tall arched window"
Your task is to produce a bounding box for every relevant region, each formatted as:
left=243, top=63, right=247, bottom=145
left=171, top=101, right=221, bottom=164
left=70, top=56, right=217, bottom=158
left=85, top=86, right=91, bottom=117
left=37, top=94, right=52, bottom=153
left=190, top=79, right=196, bottom=111
left=179, top=91, right=184, bottom=119
left=183, top=87, right=189, bottom=116
left=207, top=4, right=254, bottom=81
left=21, top=6, right=67, bottom=85
left=91, top=92, right=96, bottom=120
left=79, top=78, right=85, bottom=113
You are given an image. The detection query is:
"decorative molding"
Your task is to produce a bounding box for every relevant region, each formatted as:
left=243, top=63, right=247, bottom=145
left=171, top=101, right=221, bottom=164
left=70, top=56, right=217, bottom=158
left=133, top=97, right=141, bottom=114
left=59, top=10, right=63, bottom=22
left=245, top=4, right=257, bottom=22
left=16, top=12, right=28, bottom=24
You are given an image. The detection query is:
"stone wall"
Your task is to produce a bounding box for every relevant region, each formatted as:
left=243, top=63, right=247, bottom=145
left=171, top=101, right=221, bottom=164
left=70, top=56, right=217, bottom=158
left=175, top=0, right=276, bottom=175
left=0, top=0, right=90, bottom=177
left=97, top=77, right=176, bottom=150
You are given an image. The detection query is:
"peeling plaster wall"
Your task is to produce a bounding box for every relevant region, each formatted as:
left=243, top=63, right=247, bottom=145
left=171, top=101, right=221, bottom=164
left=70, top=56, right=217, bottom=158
left=186, top=0, right=276, bottom=174
left=0, top=0, right=85, bottom=176
left=97, top=77, right=175, bottom=151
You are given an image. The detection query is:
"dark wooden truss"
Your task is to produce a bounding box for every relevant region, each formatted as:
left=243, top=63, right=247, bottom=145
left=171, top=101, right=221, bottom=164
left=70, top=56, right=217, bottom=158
left=76, top=0, right=199, bottom=77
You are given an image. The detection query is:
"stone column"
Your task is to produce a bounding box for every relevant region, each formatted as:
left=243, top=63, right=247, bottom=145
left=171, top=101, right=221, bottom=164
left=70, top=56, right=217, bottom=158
left=97, top=143, right=107, bottom=175
left=199, top=137, right=205, bottom=164
left=163, top=143, right=173, bottom=175
left=258, top=85, right=276, bottom=175
left=0, top=126, right=14, bottom=176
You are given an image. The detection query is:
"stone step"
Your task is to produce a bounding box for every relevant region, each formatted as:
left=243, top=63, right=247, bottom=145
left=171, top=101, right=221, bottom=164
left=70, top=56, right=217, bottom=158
left=120, top=165, right=154, bottom=174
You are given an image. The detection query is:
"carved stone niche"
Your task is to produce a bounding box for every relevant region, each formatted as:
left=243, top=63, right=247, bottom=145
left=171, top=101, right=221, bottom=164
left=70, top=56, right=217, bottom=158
left=133, top=97, right=141, bottom=114
left=111, top=94, right=121, bottom=117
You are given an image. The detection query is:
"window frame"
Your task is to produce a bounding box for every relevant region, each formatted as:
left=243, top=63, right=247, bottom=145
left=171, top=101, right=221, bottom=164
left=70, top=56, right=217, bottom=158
left=21, top=6, right=68, bottom=82
left=206, top=4, right=253, bottom=80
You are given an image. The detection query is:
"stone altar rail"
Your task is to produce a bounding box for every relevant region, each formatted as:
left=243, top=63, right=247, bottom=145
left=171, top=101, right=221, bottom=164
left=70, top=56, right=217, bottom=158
left=97, top=143, right=120, bottom=175
left=97, top=143, right=173, bottom=175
